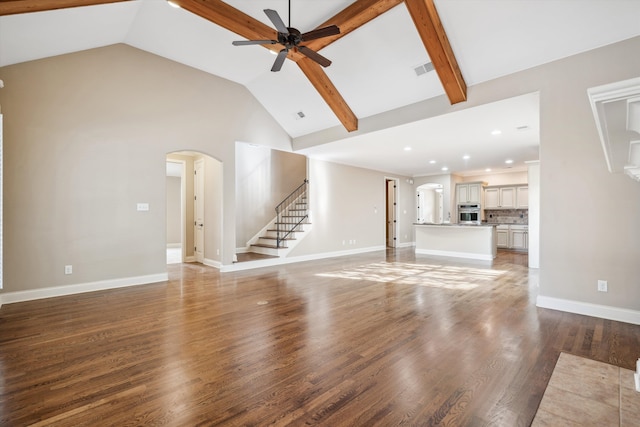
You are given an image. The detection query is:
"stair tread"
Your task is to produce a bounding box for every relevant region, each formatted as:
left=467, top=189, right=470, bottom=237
left=251, top=243, right=288, bottom=249
left=259, top=236, right=296, bottom=241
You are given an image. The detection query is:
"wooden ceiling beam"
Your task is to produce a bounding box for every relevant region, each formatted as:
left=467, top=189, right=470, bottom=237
left=175, top=0, right=356, bottom=131
left=404, top=0, right=467, bottom=104
left=297, top=58, right=358, bottom=132
left=0, top=0, right=129, bottom=16
left=303, top=0, right=404, bottom=52
left=172, top=0, right=305, bottom=61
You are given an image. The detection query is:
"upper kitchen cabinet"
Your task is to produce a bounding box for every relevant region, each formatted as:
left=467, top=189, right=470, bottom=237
left=456, top=182, right=486, bottom=204
left=516, top=186, right=528, bottom=208
left=484, top=185, right=528, bottom=209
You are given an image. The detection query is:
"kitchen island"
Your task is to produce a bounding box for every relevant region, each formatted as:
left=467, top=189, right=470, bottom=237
left=414, top=223, right=497, bottom=260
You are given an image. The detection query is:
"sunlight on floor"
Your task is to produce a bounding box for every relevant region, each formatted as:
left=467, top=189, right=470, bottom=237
left=317, top=262, right=507, bottom=290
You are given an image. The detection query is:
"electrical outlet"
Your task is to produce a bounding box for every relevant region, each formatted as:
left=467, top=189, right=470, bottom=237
left=597, top=280, right=608, bottom=292
left=65, top=265, right=73, bottom=275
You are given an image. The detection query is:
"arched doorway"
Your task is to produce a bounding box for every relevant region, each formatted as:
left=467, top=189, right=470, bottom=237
left=416, top=183, right=444, bottom=224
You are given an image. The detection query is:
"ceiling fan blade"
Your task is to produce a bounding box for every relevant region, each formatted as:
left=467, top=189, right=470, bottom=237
left=297, top=46, right=332, bottom=68
left=271, top=49, right=288, bottom=72
left=264, top=9, right=289, bottom=34
left=301, top=25, right=340, bottom=42
left=232, top=40, right=277, bottom=46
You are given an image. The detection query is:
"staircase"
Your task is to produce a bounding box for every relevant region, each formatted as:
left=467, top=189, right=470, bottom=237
left=248, top=180, right=311, bottom=257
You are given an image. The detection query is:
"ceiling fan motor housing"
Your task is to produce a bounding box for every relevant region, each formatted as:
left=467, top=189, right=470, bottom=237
left=279, top=28, right=302, bottom=49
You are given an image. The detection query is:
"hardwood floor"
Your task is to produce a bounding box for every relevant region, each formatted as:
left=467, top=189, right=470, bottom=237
left=1, top=248, right=639, bottom=426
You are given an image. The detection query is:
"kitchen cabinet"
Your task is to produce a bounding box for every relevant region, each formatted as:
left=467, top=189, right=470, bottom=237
left=456, top=182, right=484, bottom=204
left=485, top=188, right=500, bottom=209
left=516, top=186, right=529, bottom=208
left=496, top=224, right=528, bottom=250
left=484, top=185, right=527, bottom=209
left=499, top=187, right=516, bottom=208
left=496, top=225, right=509, bottom=248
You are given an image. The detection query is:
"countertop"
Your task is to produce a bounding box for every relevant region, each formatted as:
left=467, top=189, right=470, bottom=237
left=413, top=222, right=496, bottom=228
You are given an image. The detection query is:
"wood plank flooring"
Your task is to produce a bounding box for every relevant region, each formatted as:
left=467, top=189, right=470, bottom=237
left=1, top=248, right=639, bottom=426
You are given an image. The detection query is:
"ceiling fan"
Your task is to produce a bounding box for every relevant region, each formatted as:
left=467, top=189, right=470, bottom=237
left=231, top=2, right=340, bottom=72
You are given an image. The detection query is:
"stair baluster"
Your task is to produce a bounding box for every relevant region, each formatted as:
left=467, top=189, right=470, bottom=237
left=275, top=179, right=309, bottom=248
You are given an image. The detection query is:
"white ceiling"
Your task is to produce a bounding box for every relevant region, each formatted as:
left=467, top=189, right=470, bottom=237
left=2, top=0, right=640, bottom=177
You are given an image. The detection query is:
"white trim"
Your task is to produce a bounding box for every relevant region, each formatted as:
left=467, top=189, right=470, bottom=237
left=203, top=258, right=222, bottom=269
left=536, top=295, right=640, bottom=326
left=221, top=245, right=386, bottom=272
left=184, top=256, right=196, bottom=262
left=396, top=241, right=415, bottom=249
left=0, top=273, right=168, bottom=306
left=415, top=248, right=494, bottom=261
left=166, top=243, right=182, bottom=249
left=384, top=176, right=400, bottom=248
left=587, top=76, right=640, bottom=173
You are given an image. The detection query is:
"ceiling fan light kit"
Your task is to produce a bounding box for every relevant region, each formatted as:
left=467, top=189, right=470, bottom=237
left=232, top=5, right=340, bottom=72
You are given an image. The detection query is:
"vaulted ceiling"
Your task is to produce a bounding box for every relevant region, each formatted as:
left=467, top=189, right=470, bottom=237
left=2, top=0, right=640, bottom=176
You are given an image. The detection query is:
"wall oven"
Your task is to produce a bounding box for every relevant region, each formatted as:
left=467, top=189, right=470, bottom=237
left=458, top=204, right=481, bottom=224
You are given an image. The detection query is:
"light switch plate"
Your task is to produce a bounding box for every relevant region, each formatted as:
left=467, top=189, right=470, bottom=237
left=597, top=280, right=608, bottom=292
left=137, top=203, right=149, bottom=211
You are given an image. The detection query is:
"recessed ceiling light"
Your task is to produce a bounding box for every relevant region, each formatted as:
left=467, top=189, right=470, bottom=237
left=491, top=129, right=502, bottom=135
left=167, top=1, right=181, bottom=8
left=462, top=155, right=470, bottom=160
left=404, top=146, right=412, bottom=151
left=441, top=166, right=449, bottom=171
left=429, top=160, right=436, bottom=164
left=485, top=168, right=492, bottom=172
left=505, top=159, right=514, bottom=164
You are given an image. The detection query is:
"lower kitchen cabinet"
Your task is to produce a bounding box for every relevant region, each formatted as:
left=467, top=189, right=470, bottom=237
left=496, top=224, right=528, bottom=250
left=496, top=225, right=509, bottom=248
left=510, top=225, right=528, bottom=250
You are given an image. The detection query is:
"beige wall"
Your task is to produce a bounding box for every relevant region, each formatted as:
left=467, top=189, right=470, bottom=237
left=235, top=143, right=306, bottom=248
left=290, top=159, right=387, bottom=255
left=203, top=154, right=223, bottom=263
left=0, top=44, right=291, bottom=293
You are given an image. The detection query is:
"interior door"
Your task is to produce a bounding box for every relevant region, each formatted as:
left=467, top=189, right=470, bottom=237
left=194, top=158, right=205, bottom=263
left=386, top=179, right=397, bottom=248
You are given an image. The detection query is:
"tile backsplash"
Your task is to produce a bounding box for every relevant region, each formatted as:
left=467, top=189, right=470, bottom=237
left=484, top=209, right=528, bottom=224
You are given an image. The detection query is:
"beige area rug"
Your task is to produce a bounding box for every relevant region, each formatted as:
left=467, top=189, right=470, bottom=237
left=532, top=352, right=640, bottom=426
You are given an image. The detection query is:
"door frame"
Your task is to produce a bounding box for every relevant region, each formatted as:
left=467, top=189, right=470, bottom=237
left=194, top=157, right=205, bottom=263
left=385, top=177, right=399, bottom=248
left=166, top=158, right=186, bottom=263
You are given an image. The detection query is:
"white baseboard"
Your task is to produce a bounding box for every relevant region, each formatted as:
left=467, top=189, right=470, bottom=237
left=415, top=248, right=494, bottom=261
left=166, top=243, right=182, bottom=249
left=203, top=258, right=222, bottom=269
left=184, top=256, right=196, bottom=262
left=396, top=241, right=415, bottom=249
left=0, top=273, right=168, bottom=307
left=536, top=295, right=640, bottom=325
left=221, top=245, right=386, bottom=272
